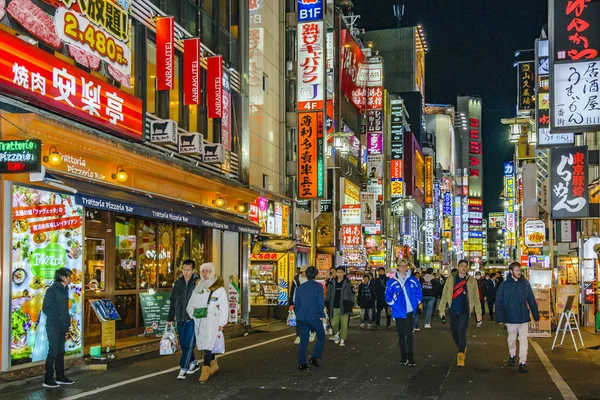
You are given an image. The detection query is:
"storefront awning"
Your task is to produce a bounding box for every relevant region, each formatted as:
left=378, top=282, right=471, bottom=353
left=54, top=175, right=260, bottom=235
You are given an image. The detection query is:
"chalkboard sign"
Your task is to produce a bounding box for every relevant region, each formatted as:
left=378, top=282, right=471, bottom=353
left=139, top=292, right=172, bottom=336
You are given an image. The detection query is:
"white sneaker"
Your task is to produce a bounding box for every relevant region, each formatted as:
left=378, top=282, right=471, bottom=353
left=294, top=336, right=301, bottom=345
left=309, top=331, right=316, bottom=343
left=326, top=328, right=333, bottom=336
left=177, top=369, right=187, bottom=380
left=367, top=324, right=372, bottom=329
left=414, top=327, right=420, bottom=331
left=424, top=324, right=431, bottom=329
left=360, top=323, right=365, bottom=329
left=334, top=333, right=341, bottom=344
left=339, top=340, right=346, bottom=347
left=186, top=361, right=199, bottom=374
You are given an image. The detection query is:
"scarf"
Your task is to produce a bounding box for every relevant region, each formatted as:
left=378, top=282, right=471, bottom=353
left=196, top=276, right=217, bottom=294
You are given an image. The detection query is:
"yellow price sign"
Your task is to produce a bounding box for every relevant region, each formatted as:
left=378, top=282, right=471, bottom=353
left=391, top=179, right=404, bottom=197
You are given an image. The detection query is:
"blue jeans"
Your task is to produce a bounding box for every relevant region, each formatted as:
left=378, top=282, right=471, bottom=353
left=423, top=296, right=436, bottom=326
left=177, top=320, right=196, bottom=370
left=297, top=319, right=325, bottom=365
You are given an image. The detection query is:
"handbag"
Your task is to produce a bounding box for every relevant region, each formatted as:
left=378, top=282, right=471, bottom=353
left=193, top=290, right=213, bottom=319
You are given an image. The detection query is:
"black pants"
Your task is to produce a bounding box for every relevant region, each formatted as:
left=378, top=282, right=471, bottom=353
left=480, top=300, right=486, bottom=317
left=45, top=329, right=66, bottom=380
left=394, top=312, right=414, bottom=355
left=487, top=298, right=495, bottom=320
left=449, top=311, right=469, bottom=353
left=376, top=303, right=391, bottom=327
left=203, top=350, right=215, bottom=366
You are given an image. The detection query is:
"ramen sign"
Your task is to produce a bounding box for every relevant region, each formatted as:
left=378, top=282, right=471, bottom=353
left=524, top=219, right=546, bottom=248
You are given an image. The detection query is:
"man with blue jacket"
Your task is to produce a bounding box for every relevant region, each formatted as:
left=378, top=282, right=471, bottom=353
left=295, top=266, right=326, bottom=370
left=496, top=262, right=540, bottom=373
left=386, top=260, right=423, bottom=367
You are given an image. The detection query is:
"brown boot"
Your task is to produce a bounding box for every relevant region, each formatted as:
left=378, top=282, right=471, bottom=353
left=209, top=359, right=219, bottom=375
left=199, top=366, right=210, bottom=382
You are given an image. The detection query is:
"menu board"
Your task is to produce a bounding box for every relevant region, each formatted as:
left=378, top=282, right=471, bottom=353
left=528, top=289, right=551, bottom=337
left=139, top=292, right=171, bottom=336
left=10, top=185, right=83, bottom=366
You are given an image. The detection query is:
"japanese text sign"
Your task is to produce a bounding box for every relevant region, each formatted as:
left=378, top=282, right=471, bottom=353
left=340, top=30, right=365, bottom=111
left=297, top=111, right=324, bottom=198
left=391, top=179, right=404, bottom=198
left=425, top=207, right=434, bottom=257
left=183, top=38, right=201, bottom=105
left=207, top=56, right=223, bottom=118
left=0, top=30, right=142, bottom=141
left=297, top=21, right=324, bottom=110
left=390, top=159, right=403, bottom=179
left=341, top=224, right=362, bottom=246
left=156, top=16, right=174, bottom=91
left=551, top=0, right=600, bottom=63
left=360, top=193, right=376, bottom=225
left=524, top=220, right=546, bottom=247
left=367, top=133, right=383, bottom=155
left=552, top=61, right=600, bottom=132
left=297, top=0, right=323, bottom=22
left=222, top=71, right=232, bottom=150
left=341, top=204, right=361, bottom=225
left=504, top=161, right=514, bottom=176
left=550, top=146, right=589, bottom=219
left=366, top=109, right=383, bottom=134
left=425, top=156, right=434, bottom=205
left=0, top=140, right=41, bottom=174
left=517, top=61, right=535, bottom=112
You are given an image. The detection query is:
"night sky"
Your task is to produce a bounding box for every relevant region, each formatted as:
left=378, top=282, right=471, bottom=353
left=352, top=0, right=548, bottom=215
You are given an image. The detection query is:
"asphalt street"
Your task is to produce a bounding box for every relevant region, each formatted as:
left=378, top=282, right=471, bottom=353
left=2, top=315, right=600, bottom=400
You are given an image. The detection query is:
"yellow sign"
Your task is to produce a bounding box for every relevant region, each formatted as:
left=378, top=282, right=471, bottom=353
left=282, top=205, right=290, bottom=237
left=391, top=180, right=404, bottom=197
left=425, top=156, right=433, bottom=205
left=101, top=320, right=116, bottom=352
left=288, top=253, right=296, bottom=287
left=343, top=178, right=360, bottom=204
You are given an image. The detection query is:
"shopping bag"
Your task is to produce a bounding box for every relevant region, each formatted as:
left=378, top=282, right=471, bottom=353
left=159, top=325, right=178, bottom=355
left=212, top=332, right=225, bottom=354
left=287, top=309, right=297, bottom=327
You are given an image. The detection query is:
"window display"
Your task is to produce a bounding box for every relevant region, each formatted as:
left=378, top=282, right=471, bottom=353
left=115, top=215, right=136, bottom=290
left=138, top=219, right=157, bottom=289
left=157, top=223, right=174, bottom=288
left=85, top=238, right=105, bottom=291
left=250, top=264, right=278, bottom=305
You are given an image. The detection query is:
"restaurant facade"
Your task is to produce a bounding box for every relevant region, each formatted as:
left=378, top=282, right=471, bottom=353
left=0, top=0, right=271, bottom=372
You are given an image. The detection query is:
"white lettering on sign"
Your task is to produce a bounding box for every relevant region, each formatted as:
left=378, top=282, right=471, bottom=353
left=164, top=42, right=173, bottom=88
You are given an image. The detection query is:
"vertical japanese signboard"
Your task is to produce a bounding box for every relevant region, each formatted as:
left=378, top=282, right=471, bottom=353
left=340, top=30, right=365, bottom=111
left=207, top=56, right=223, bottom=119
left=550, top=0, right=600, bottom=132
left=517, top=61, right=535, bottom=113
left=424, top=156, right=434, bottom=205
left=156, top=16, right=174, bottom=91
left=183, top=38, right=201, bottom=106
left=360, top=193, right=376, bottom=225
left=425, top=207, right=434, bottom=257
left=297, top=1, right=325, bottom=199
left=468, top=107, right=483, bottom=197
left=550, top=146, right=589, bottom=219
left=222, top=71, right=232, bottom=150
left=390, top=99, right=404, bottom=160
left=341, top=225, right=362, bottom=246
left=297, top=112, right=324, bottom=199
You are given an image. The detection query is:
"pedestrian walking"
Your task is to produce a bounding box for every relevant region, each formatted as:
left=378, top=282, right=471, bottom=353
left=475, top=271, right=487, bottom=321
left=290, top=266, right=316, bottom=344
left=438, top=260, right=482, bottom=367
left=167, top=260, right=200, bottom=379
left=486, top=272, right=497, bottom=320
left=420, top=268, right=440, bottom=329
left=324, top=267, right=337, bottom=335
left=357, top=275, right=375, bottom=329
left=413, top=267, right=422, bottom=331
left=186, top=262, right=229, bottom=383
left=495, top=262, right=540, bottom=373
left=42, top=268, right=75, bottom=388
left=386, top=260, right=423, bottom=367
left=374, top=267, right=391, bottom=329
left=295, top=266, right=326, bottom=371
left=325, top=267, right=354, bottom=347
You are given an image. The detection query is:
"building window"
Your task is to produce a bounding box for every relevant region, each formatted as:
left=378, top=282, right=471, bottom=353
left=158, top=223, right=175, bottom=288
left=115, top=215, right=137, bottom=290
left=175, top=226, right=191, bottom=277
left=138, top=219, right=157, bottom=289
left=146, top=41, right=157, bottom=114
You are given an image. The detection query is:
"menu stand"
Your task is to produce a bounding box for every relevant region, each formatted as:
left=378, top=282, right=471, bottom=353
left=89, top=299, right=122, bottom=370
left=552, top=295, right=585, bottom=352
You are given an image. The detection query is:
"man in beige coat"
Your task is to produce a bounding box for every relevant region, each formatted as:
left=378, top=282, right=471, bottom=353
left=438, top=260, right=482, bottom=367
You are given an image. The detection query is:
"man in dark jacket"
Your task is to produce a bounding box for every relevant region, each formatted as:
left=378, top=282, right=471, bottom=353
left=420, top=268, right=440, bottom=329
left=295, top=266, right=326, bottom=370
left=486, top=272, right=497, bottom=320
left=357, top=275, right=375, bottom=329
left=42, top=268, right=73, bottom=388
left=496, top=262, right=540, bottom=373
left=167, top=260, right=199, bottom=379
left=290, top=266, right=316, bottom=344
left=374, top=267, right=391, bottom=329
left=325, top=267, right=354, bottom=346
left=475, top=271, right=487, bottom=319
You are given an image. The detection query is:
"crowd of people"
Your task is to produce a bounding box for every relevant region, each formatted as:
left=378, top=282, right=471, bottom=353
left=41, top=257, right=538, bottom=388
left=292, top=259, right=540, bottom=374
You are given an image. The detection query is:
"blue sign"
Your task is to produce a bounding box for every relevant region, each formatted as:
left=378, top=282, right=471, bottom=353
left=443, top=191, right=452, bottom=216
left=297, top=0, right=323, bottom=22
left=504, top=161, right=514, bottom=176
left=469, top=231, right=483, bottom=239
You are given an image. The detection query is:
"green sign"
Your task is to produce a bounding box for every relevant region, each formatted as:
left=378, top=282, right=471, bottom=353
left=30, top=243, right=66, bottom=280
left=0, top=139, right=41, bottom=173
left=139, top=292, right=171, bottom=336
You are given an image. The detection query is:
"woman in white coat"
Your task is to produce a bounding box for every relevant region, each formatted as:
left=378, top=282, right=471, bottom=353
left=186, top=262, right=228, bottom=382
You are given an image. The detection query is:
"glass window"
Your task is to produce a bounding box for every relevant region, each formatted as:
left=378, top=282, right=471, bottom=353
left=146, top=41, right=157, bottom=114
left=85, top=238, right=105, bottom=291
left=115, top=215, right=137, bottom=290
left=191, top=227, right=205, bottom=267
left=182, top=0, right=199, bottom=35
left=138, top=219, right=157, bottom=289
left=175, top=226, right=191, bottom=278
left=230, top=0, right=239, bottom=40
left=201, top=11, right=216, bottom=50
left=219, top=0, right=228, bottom=28
left=203, top=0, right=213, bottom=16
left=170, top=53, right=181, bottom=124
left=115, top=294, right=137, bottom=331
left=158, top=223, right=174, bottom=288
